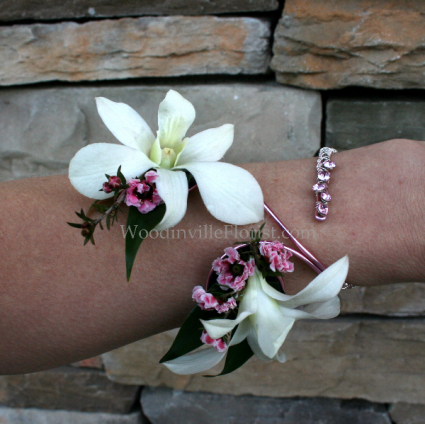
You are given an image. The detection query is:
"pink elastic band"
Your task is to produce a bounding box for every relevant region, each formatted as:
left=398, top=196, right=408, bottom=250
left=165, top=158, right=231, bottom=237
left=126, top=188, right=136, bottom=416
left=264, top=202, right=325, bottom=274
left=264, top=202, right=354, bottom=289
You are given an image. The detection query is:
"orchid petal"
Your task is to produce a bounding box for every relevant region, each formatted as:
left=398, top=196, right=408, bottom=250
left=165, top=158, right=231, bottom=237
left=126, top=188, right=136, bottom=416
left=149, top=137, right=162, bottom=165
left=154, top=169, right=188, bottom=231
left=96, top=97, right=155, bottom=155
left=247, top=329, right=287, bottom=363
left=176, top=162, right=264, bottom=225
left=249, top=269, right=296, bottom=358
left=69, top=143, right=156, bottom=200
left=157, top=90, right=195, bottom=148
left=229, top=318, right=251, bottom=346
left=176, top=124, right=234, bottom=166
left=246, top=328, right=272, bottom=361
left=275, top=348, right=287, bottom=363
left=301, top=297, right=341, bottom=319
left=261, top=256, right=349, bottom=308
left=162, top=347, right=226, bottom=375
left=253, top=312, right=295, bottom=359
left=201, top=310, right=253, bottom=341
left=172, top=137, right=188, bottom=157
left=201, top=271, right=258, bottom=340
left=276, top=297, right=340, bottom=321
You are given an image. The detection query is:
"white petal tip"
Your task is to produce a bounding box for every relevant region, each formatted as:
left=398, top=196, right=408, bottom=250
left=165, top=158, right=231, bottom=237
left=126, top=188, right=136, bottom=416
left=337, top=255, right=350, bottom=271
left=167, top=89, right=182, bottom=97
left=225, top=208, right=264, bottom=226
left=95, top=96, right=115, bottom=112
left=161, top=347, right=226, bottom=375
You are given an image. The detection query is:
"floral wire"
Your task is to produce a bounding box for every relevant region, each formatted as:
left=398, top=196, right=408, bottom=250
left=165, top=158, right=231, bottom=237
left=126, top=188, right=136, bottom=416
left=264, top=202, right=325, bottom=273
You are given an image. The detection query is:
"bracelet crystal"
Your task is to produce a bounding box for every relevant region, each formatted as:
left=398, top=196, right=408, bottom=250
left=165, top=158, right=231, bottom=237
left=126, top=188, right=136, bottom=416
left=312, top=147, right=337, bottom=221
left=310, top=149, right=354, bottom=289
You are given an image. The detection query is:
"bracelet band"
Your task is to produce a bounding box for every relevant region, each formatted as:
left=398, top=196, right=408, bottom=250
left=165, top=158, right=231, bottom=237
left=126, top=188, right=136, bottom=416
left=312, top=147, right=337, bottom=221
left=264, top=203, right=354, bottom=289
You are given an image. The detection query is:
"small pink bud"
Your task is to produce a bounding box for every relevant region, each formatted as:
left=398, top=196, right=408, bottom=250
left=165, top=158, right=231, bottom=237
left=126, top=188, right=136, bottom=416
left=192, top=286, right=205, bottom=303
left=109, top=176, right=121, bottom=189
left=102, top=182, right=113, bottom=193
left=200, top=330, right=216, bottom=346
left=81, top=222, right=91, bottom=237
left=200, top=330, right=228, bottom=353
left=214, top=338, right=228, bottom=353
left=216, top=297, right=237, bottom=313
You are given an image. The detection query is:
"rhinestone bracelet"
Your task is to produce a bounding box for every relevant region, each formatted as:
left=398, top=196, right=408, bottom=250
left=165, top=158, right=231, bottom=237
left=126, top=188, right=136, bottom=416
left=312, top=147, right=337, bottom=221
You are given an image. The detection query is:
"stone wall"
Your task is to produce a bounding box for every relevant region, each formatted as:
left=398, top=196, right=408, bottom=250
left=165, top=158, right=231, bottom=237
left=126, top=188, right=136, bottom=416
left=271, top=0, right=425, bottom=89
left=1, top=1, right=424, bottom=423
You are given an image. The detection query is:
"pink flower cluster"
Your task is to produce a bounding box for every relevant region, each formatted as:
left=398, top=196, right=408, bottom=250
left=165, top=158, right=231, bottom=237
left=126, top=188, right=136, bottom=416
left=200, top=330, right=227, bottom=353
left=125, top=170, right=163, bottom=213
left=102, top=176, right=121, bottom=193
left=212, top=247, right=255, bottom=292
left=192, top=286, right=237, bottom=314
left=259, top=241, right=294, bottom=273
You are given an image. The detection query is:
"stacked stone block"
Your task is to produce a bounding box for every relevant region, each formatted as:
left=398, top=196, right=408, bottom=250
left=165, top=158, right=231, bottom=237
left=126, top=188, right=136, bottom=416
left=0, top=17, right=271, bottom=85
left=1, top=0, right=424, bottom=423
left=271, top=0, right=425, bottom=89
left=0, top=1, right=279, bottom=20
left=0, top=84, right=320, bottom=182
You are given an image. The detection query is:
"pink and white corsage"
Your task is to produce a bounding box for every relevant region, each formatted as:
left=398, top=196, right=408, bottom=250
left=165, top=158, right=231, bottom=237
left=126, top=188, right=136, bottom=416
left=161, top=229, right=349, bottom=376
left=67, top=90, right=264, bottom=280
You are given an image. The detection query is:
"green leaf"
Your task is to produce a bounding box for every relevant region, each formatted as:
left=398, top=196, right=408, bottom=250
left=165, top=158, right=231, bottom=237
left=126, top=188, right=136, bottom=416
left=205, top=338, right=254, bottom=377
left=261, top=268, right=284, bottom=278
left=96, top=204, right=108, bottom=213
left=83, top=235, right=93, bottom=246
left=75, top=210, right=86, bottom=220
left=117, top=165, right=126, bottom=185
left=159, top=306, right=218, bottom=363
left=265, top=276, right=285, bottom=293
left=125, top=204, right=166, bottom=281
left=67, top=222, right=82, bottom=229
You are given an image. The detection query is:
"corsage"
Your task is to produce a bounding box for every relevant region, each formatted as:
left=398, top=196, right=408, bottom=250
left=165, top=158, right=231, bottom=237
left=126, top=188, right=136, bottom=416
left=67, top=90, right=350, bottom=376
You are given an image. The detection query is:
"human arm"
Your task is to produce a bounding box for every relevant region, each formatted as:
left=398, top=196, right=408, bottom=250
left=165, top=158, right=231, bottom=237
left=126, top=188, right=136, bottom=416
left=0, top=139, right=423, bottom=374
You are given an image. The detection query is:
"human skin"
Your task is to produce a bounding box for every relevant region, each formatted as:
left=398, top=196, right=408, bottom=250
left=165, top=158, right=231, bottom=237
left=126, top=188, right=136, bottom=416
left=0, top=139, right=424, bottom=374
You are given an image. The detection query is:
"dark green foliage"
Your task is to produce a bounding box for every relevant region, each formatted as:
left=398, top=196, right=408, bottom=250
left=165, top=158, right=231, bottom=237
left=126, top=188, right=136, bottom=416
left=206, top=338, right=254, bottom=377
left=160, top=306, right=218, bottom=363
left=125, top=203, right=166, bottom=281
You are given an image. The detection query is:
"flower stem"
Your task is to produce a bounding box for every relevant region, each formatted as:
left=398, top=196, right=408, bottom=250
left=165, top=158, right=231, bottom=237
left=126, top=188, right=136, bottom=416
left=93, top=190, right=126, bottom=226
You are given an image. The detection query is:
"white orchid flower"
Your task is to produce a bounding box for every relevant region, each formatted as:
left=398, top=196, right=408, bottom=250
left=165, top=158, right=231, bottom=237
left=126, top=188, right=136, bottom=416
left=163, top=256, right=349, bottom=374
left=69, top=90, right=264, bottom=230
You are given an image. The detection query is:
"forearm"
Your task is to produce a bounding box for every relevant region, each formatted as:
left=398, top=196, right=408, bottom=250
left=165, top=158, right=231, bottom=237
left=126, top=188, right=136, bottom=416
left=0, top=139, right=423, bottom=374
